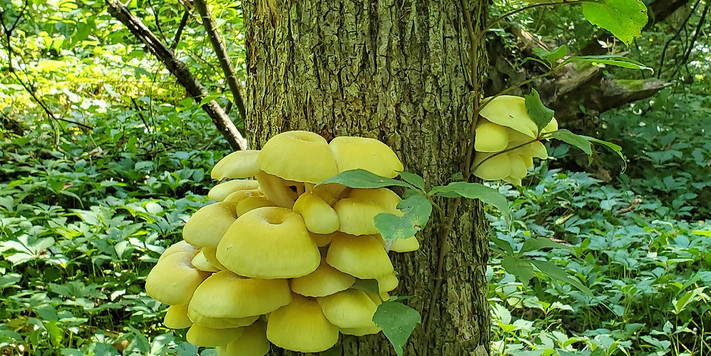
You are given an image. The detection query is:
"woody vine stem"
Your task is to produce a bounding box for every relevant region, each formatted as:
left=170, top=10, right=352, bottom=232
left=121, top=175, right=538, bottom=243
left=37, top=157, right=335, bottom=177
left=423, top=0, right=582, bottom=343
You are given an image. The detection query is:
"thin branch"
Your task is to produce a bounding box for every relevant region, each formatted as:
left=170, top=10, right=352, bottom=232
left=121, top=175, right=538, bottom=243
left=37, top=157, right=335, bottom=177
left=426, top=0, right=574, bottom=338
left=105, top=0, right=248, bottom=150
left=474, top=1, right=583, bottom=43
left=1, top=4, right=94, bottom=131
left=425, top=0, right=480, bottom=340
left=147, top=0, right=168, bottom=43
left=657, top=0, right=701, bottom=78
left=471, top=138, right=541, bottom=172
left=674, top=3, right=708, bottom=78
left=171, top=7, right=191, bottom=51
left=192, top=0, right=247, bottom=121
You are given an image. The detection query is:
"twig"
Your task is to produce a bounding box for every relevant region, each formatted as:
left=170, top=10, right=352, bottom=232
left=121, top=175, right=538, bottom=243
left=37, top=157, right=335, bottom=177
left=672, top=3, right=708, bottom=79
left=471, top=138, right=542, bottom=172
left=1, top=5, right=94, bottom=131
left=425, top=0, right=478, bottom=340
left=657, top=0, right=701, bottom=78
left=192, top=0, right=247, bottom=121
left=105, top=0, right=248, bottom=150
left=147, top=0, right=168, bottom=43
left=425, top=0, right=573, bottom=339
left=171, top=7, right=191, bottom=51
left=473, top=1, right=584, bottom=43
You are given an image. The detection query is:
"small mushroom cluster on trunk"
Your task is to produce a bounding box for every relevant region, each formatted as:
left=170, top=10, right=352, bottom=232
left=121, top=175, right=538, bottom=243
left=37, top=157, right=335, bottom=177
left=473, top=96, right=559, bottom=185
left=145, top=131, right=418, bottom=355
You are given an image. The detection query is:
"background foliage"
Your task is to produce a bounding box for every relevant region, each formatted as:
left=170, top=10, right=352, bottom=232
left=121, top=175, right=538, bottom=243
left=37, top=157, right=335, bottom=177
left=1, top=0, right=709, bottom=355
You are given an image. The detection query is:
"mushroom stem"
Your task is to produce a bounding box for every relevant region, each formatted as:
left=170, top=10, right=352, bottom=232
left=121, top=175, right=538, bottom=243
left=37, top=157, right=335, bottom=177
left=256, top=171, right=296, bottom=209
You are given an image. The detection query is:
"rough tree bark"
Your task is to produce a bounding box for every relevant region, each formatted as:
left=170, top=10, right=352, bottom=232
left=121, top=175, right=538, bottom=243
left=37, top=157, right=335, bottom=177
left=243, top=1, right=490, bottom=355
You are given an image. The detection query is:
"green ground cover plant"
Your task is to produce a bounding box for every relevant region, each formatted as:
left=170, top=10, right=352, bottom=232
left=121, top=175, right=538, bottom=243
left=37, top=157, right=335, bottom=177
left=1, top=0, right=709, bottom=354
left=2, top=86, right=709, bottom=354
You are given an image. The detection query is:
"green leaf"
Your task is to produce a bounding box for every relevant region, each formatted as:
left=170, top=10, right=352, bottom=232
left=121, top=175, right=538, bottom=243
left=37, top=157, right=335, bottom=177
left=524, top=89, right=555, bottom=134
left=564, top=55, right=652, bottom=71
left=429, top=182, right=509, bottom=219
left=197, top=93, right=222, bottom=106
left=549, top=129, right=592, bottom=155
left=372, top=301, right=421, bottom=356
left=532, top=45, right=567, bottom=67
left=317, top=169, right=414, bottom=189
left=587, top=136, right=627, bottom=172
left=519, top=238, right=571, bottom=254
left=375, top=194, right=432, bottom=245
left=351, top=279, right=381, bottom=298
left=581, top=0, right=648, bottom=45
left=490, top=235, right=514, bottom=255
left=530, top=260, right=593, bottom=296
left=398, top=171, right=425, bottom=191
left=44, top=320, right=63, bottom=347
left=549, top=130, right=626, bottom=170
left=501, top=256, right=534, bottom=285
left=673, top=287, right=706, bottom=315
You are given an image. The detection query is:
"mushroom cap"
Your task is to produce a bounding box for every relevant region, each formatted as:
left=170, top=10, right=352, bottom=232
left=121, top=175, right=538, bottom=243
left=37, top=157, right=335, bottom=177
left=508, top=153, right=528, bottom=179
left=347, top=188, right=402, bottom=215
left=216, top=207, right=321, bottom=279
left=145, top=250, right=210, bottom=305
left=521, top=154, right=534, bottom=169
left=334, top=198, right=385, bottom=236
left=507, top=130, right=548, bottom=159
left=329, top=136, right=403, bottom=178
left=158, top=240, right=197, bottom=262
left=474, top=119, right=510, bottom=152
left=201, top=247, right=226, bottom=270
left=163, top=304, right=192, bottom=329
left=187, top=308, right=260, bottom=329
left=266, top=294, right=339, bottom=353
left=189, top=270, right=292, bottom=320
left=317, top=288, right=379, bottom=329
left=182, top=202, right=237, bottom=248
left=191, top=249, right=220, bottom=272
left=543, top=117, right=559, bottom=132
left=216, top=320, right=270, bottom=356
left=389, top=235, right=420, bottom=252
left=293, top=192, right=340, bottom=234
left=341, top=325, right=382, bottom=336
left=479, top=96, right=539, bottom=138
left=186, top=324, right=244, bottom=347
left=212, top=150, right=261, bottom=180
left=312, top=183, right=348, bottom=206
left=255, top=171, right=296, bottom=209
left=223, top=189, right=264, bottom=204
left=236, top=196, right=277, bottom=217
left=503, top=176, right=523, bottom=186
left=258, top=131, right=338, bottom=184
left=208, top=180, right=260, bottom=201
left=375, top=233, right=419, bottom=252
left=309, top=231, right=339, bottom=247
left=375, top=272, right=399, bottom=294
left=290, top=258, right=356, bottom=297
left=472, top=152, right=511, bottom=180
left=326, top=234, right=394, bottom=279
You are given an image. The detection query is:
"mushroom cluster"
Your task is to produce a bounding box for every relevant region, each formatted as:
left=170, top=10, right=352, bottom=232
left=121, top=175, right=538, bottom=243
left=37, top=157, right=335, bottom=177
left=145, top=131, right=419, bottom=355
left=473, top=95, right=558, bottom=185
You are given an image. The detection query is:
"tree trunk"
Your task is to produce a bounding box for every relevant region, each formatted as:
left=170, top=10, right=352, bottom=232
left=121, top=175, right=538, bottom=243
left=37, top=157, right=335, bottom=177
left=243, top=1, right=490, bottom=355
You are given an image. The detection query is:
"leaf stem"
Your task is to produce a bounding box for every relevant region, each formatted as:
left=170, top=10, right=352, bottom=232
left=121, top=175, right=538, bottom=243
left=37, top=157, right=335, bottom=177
left=471, top=138, right=543, bottom=173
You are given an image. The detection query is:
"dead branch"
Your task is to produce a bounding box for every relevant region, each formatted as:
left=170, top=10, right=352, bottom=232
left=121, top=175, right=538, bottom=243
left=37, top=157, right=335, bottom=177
left=192, top=0, right=247, bottom=121
left=105, top=0, right=248, bottom=150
